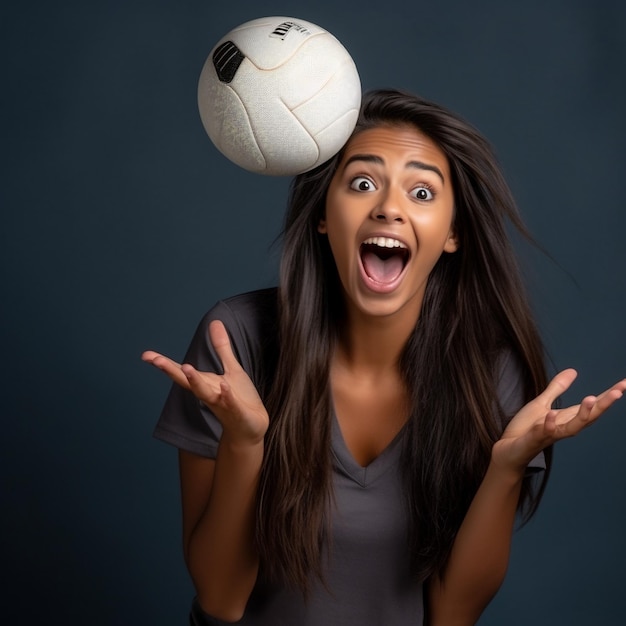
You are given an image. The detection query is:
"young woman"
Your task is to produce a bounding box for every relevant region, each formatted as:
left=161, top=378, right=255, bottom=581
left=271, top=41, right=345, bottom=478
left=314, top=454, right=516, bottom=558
left=143, top=89, right=625, bottom=625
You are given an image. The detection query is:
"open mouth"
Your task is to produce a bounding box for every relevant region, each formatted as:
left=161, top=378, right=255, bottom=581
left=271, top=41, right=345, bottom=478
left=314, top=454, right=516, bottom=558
left=359, top=237, right=410, bottom=285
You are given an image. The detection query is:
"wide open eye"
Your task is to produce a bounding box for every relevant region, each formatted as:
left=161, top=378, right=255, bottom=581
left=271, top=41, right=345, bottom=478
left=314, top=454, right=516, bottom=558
left=350, top=176, right=376, bottom=192
left=410, top=185, right=434, bottom=201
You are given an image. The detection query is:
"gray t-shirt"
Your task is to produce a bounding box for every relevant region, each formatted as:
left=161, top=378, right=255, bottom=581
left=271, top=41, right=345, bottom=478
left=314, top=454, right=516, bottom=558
left=154, top=288, right=544, bottom=625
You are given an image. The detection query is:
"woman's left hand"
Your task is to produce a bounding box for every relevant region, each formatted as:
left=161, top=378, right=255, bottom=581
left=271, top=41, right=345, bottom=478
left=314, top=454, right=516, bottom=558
left=493, top=369, right=626, bottom=473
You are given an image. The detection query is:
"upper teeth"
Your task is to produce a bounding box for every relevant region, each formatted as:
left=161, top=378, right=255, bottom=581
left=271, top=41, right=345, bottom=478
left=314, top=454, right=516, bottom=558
left=362, top=237, right=407, bottom=249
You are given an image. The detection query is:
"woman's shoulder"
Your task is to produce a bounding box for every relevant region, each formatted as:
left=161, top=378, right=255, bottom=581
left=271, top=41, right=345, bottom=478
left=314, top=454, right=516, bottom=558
left=218, top=287, right=279, bottom=319
left=205, top=287, right=279, bottom=344
left=153, top=288, right=279, bottom=458
left=200, top=288, right=279, bottom=390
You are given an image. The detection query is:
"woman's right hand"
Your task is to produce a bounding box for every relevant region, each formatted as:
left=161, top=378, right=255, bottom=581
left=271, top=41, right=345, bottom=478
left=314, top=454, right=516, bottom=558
left=142, top=319, right=269, bottom=446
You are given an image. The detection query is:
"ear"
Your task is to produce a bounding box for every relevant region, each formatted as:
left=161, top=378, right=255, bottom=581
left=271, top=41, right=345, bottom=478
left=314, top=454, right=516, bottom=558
left=317, top=218, right=327, bottom=234
left=443, top=229, right=458, bottom=253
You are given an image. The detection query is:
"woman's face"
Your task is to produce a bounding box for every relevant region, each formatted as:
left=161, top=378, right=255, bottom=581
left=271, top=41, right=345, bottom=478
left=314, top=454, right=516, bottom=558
left=319, top=124, right=457, bottom=323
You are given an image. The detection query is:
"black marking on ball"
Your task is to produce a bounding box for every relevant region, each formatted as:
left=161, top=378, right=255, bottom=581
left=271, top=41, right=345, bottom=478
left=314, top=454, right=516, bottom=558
left=213, top=41, right=245, bottom=83
left=269, top=21, right=311, bottom=40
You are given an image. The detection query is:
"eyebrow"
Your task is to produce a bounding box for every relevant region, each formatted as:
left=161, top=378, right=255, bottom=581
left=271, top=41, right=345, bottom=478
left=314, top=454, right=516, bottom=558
left=343, top=154, right=446, bottom=183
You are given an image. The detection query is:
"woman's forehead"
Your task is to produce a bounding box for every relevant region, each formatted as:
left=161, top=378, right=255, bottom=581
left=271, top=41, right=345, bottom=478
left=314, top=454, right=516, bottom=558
left=341, top=125, right=450, bottom=174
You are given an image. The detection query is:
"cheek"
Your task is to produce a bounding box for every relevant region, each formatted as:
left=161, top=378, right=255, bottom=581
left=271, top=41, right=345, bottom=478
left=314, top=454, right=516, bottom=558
left=326, top=231, right=349, bottom=269
left=325, top=221, right=356, bottom=276
left=324, top=207, right=353, bottom=246
left=411, top=212, right=454, bottom=239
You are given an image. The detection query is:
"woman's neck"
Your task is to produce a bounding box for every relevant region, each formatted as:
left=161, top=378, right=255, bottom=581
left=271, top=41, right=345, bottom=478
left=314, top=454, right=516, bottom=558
left=334, top=307, right=417, bottom=378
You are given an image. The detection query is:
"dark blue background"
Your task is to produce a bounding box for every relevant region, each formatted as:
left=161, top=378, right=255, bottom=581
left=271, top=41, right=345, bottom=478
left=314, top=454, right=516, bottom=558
left=2, top=1, right=625, bottom=624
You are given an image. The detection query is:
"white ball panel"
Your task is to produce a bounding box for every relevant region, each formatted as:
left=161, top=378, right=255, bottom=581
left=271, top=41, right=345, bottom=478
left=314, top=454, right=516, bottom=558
left=215, top=92, right=268, bottom=172
left=291, top=57, right=361, bottom=137
left=226, top=17, right=328, bottom=70
left=278, top=35, right=358, bottom=110
left=197, top=16, right=362, bottom=175
left=198, top=58, right=267, bottom=172
left=232, top=61, right=321, bottom=175
left=311, top=109, right=360, bottom=167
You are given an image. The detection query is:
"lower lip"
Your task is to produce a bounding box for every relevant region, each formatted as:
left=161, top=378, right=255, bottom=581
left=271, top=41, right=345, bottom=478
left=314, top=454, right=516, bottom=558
left=358, top=255, right=409, bottom=294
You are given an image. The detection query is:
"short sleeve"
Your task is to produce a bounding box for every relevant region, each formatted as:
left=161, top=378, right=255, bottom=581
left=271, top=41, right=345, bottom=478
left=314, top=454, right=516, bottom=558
left=152, top=289, right=277, bottom=459
left=496, top=350, right=546, bottom=473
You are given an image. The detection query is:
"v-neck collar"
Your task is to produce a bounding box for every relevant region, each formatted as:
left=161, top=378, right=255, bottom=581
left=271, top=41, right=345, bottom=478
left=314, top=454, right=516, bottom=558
left=331, top=410, right=405, bottom=487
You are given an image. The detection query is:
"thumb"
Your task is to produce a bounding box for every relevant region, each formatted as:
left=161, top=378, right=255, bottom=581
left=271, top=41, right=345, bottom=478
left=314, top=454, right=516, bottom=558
left=208, top=320, right=241, bottom=373
left=537, top=368, right=578, bottom=407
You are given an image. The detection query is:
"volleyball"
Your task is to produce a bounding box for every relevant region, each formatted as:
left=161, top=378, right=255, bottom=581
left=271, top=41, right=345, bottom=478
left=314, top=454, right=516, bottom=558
left=197, top=16, right=362, bottom=176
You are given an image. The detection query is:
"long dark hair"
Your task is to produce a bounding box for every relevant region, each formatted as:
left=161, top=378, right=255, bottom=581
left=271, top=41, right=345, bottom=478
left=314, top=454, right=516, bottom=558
left=256, top=89, right=551, bottom=590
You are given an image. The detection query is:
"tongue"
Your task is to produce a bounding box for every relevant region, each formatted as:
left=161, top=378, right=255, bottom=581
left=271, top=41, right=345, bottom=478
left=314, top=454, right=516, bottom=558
left=362, top=250, right=404, bottom=283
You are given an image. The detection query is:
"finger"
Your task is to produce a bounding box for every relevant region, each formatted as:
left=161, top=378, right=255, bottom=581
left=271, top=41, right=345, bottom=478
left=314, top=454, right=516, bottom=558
left=144, top=352, right=190, bottom=390
left=587, top=386, right=624, bottom=420
left=181, top=363, right=233, bottom=410
left=537, top=368, right=578, bottom=408
left=543, top=409, right=558, bottom=437
left=555, top=390, right=621, bottom=439
left=569, top=396, right=596, bottom=432
left=561, top=385, right=624, bottom=430
left=594, top=379, right=626, bottom=405
left=519, top=410, right=559, bottom=451
left=208, top=320, right=242, bottom=373
left=558, top=396, right=596, bottom=438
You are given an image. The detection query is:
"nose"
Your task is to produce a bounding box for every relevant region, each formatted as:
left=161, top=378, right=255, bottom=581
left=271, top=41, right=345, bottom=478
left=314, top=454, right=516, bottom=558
left=370, top=188, right=406, bottom=223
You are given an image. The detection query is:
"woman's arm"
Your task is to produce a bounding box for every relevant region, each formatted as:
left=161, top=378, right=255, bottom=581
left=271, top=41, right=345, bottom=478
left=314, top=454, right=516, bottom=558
left=427, top=369, right=626, bottom=626
left=144, top=320, right=269, bottom=622
left=179, top=442, right=263, bottom=622
left=426, top=460, right=523, bottom=626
